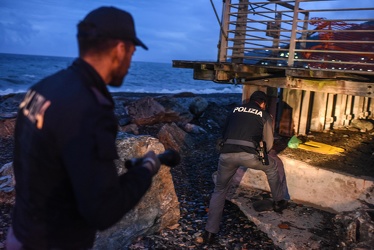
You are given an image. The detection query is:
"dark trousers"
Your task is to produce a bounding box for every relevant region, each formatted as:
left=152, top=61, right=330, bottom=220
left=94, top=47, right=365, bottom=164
left=205, top=151, right=289, bottom=233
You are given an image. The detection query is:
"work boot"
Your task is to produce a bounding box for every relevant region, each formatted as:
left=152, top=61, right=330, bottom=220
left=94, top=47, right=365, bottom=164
left=202, top=231, right=216, bottom=244
left=273, top=200, right=288, bottom=213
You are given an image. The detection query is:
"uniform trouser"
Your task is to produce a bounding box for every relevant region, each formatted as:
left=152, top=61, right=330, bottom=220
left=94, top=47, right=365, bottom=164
left=269, top=150, right=290, bottom=200
left=205, top=151, right=289, bottom=234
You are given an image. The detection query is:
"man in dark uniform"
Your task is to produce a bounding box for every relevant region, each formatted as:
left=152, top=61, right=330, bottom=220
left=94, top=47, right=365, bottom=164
left=6, top=6, right=161, bottom=249
left=203, top=90, right=290, bottom=244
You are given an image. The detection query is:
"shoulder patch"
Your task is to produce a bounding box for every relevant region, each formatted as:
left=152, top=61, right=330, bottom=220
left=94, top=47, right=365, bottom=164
left=19, top=90, right=51, bottom=129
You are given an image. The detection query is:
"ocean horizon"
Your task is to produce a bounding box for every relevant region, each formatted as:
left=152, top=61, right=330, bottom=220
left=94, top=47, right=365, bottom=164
left=0, top=53, right=242, bottom=96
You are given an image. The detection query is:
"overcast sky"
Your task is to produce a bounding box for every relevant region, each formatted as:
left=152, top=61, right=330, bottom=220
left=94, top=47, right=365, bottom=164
left=0, top=0, right=223, bottom=63
left=0, top=1, right=372, bottom=63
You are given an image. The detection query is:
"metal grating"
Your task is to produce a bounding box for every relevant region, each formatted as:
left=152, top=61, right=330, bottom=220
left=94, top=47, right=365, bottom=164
left=219, top=0, right=374, bottom=74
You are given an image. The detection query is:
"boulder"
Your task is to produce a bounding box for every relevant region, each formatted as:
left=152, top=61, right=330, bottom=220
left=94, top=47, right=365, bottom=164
left=157, top=123, right=195, bottom=152
left=0, top=119, right=16, bottom=138
left=183, top=123, right=207, bottom=134
left=189, top=96, right=208, bottom=118
left=94, top=132, right=180, bottom=249
left=125, top=96, right=188, bottom=126
left=125, top=96, right=166, bottom=126
left=350, top=119, right=374, bottom=132
left=333, top=209, right=374, bottom=249
left=119, top=123, right=139, bottom=135
left=155, top=96, right=194, bottom=125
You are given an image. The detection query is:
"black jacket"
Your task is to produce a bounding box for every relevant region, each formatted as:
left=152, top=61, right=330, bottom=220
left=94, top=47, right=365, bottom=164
left=220, top=101, right=274, bottom=154
left=12, top=58, right=153, bottom=249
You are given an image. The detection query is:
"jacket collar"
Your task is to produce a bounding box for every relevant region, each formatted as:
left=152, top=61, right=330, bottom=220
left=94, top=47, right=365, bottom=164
left=72, top=58, right=114, bottom=106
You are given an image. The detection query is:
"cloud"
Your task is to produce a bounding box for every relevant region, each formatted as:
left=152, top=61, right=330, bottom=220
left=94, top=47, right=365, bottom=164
left=1, top=0, right=371, bottom=62
left=0, top=12, right=38, bottom=48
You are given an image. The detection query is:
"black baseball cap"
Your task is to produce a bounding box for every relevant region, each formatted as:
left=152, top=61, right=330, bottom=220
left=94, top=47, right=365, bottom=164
left=77, top=6, right=148, bottom=50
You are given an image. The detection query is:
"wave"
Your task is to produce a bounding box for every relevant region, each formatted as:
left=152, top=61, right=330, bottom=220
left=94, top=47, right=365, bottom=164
left=109, top=85, right=243, bottom=94
left=1, top=85, right=242, bottom=96
left=0, top=88, right=26, bottom=95
left=1, top=53, right=244, bottom=96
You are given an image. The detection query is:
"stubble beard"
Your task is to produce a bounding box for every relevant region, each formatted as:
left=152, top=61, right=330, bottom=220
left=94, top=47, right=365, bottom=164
left=108, top=63, right=128, bottom=87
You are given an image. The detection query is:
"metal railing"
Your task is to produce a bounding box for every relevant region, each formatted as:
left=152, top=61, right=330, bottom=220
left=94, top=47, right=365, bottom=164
left=218, top=0, right=374, bottom=74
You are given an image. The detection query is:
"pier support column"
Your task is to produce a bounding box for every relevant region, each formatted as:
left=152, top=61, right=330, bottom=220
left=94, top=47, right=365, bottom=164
left=298, top=91, right=311, bottom=135
left=278, top=89, right=302, bottom=136
left=310, top=92, right=328, bottom=132
left=333, top=94, right=347, bottom=129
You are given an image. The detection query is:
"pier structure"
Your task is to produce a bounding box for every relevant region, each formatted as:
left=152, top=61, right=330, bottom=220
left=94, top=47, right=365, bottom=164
left=173, top=0, right=374, bottom=136
left=173, top=3, right=374, bottom=247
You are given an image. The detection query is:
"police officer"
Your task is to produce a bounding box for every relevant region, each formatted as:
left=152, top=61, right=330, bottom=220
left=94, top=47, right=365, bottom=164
left=6, top=7, right=161, bottom=249
left=203, top=90, right=290, bottom=244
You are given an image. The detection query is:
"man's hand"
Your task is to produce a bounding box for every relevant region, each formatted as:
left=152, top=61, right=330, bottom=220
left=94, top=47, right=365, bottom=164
left=141, top=151, right=161, bottom=176
left=125, top=149, right=180, bottom=175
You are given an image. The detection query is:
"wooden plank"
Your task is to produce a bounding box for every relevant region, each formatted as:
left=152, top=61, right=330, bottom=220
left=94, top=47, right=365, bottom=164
left=193, top=68, right=215, bottom=81
left=266, top=87, right=278, bottom=131
left=278, top=106, right=294, bottom=136
left=352, top=96, right=362, bottom=120
left=278, top=89, right=302, bottom=135
left=324, top=93, right=335, bottom=131
left=344, top=96, right=353, bottom=126
left=298, top=90, right=311, bottom=135
left=370, top=98, right=374, bottom=119
left=242, top=85, right=254, bottom=104
left=276, top=88, right=285, bottom=133
left=286, top=69, right=372, bottom=81
left=310, top=92, right=328, bottom=132
left=231, top=0, right=248, bottom=63
left=218, top=0, right=231, bottom=62
left=333, top=94, right=347, bottom=129
left=292, top=90, right=303, bottom=135
left=173, top=62, right=374, bottom=98
left=362, top=97, right=370, bottom=119
left=242, top=85, right=267, bottom=104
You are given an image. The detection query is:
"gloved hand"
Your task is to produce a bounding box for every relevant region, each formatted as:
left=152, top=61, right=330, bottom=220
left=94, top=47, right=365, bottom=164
left=140, top=151, right=161, bottom=176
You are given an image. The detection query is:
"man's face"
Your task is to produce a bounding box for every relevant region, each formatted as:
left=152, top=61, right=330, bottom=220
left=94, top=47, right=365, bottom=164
left=109, top=42, right=136, bottom=87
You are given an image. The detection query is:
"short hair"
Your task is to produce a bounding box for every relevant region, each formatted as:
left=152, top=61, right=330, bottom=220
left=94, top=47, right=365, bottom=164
left=249, top=91, right=267, bottom=104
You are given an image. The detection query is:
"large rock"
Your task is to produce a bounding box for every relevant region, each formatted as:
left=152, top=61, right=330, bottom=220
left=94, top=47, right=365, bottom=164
left=333, top=209, right=374, bottom=249
left=125, top=96, right=187, bottom=126
left=189, top=96, right=208, bottom=118
left=125, top=96, right=166, bottom=126
left=0, top=119, right=16, bottom=138
left=94, top=132, right=180, bottom=249
left=350, top=119, right=374, bottom=132
left=157, top=123, right=195, bottom=152
left=155, top=95, right=194, bottom=125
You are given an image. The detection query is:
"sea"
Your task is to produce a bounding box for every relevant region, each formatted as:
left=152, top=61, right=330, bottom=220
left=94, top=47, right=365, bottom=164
left=0, top=53, right=242, bottom=96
